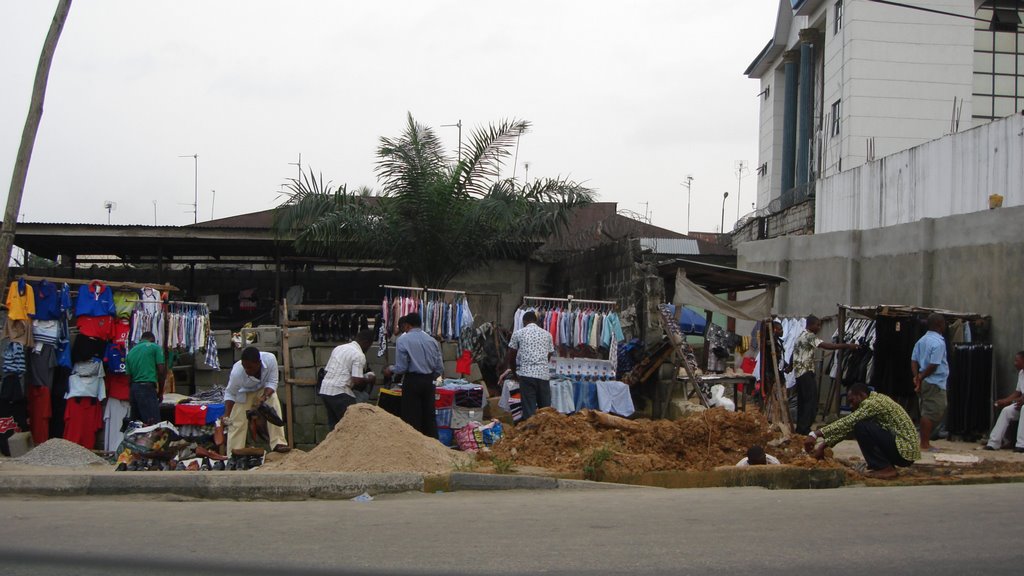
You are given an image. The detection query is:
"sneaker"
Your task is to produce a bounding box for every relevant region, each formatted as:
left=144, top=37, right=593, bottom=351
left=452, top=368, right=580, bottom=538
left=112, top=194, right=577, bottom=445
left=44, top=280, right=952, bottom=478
left=983, top=445, right=996, bottom=451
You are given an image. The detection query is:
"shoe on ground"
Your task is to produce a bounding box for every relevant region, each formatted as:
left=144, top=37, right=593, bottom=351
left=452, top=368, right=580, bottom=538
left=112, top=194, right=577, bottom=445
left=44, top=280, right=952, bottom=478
left=272, top=444, right=291, bottom=454
left=983, top=445, right=996, bottom=451
left=865, top=467, right=899, bottom=480
left=1014, top=447, right=1024, bottom=453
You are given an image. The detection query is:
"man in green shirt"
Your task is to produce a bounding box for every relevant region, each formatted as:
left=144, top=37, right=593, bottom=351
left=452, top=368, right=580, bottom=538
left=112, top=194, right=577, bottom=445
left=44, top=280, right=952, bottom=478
left=125, top=331, right=166, bottom=425
left=805, top=383, right=920, bottom=479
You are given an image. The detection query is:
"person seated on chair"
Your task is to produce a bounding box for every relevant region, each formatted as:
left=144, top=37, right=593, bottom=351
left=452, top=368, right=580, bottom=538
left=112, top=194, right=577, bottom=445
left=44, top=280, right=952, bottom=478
left=984, top=351, right=1024, bottom=452
left=805, top=383, right=920, bottom=480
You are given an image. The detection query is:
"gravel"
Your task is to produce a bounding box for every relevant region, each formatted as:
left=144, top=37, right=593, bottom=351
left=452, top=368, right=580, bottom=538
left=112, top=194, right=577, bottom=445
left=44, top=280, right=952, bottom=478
left=14, top=438, right=109, bottom=467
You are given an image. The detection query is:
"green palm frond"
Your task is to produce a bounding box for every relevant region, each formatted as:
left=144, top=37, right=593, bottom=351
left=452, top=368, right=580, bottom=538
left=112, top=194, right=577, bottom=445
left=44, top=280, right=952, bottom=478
left=273, top=114, right=594, bottom=288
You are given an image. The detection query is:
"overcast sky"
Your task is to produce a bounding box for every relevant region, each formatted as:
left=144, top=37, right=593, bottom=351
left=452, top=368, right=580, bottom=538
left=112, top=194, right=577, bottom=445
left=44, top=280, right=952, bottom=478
left=1, top=1, right=777, bottom=233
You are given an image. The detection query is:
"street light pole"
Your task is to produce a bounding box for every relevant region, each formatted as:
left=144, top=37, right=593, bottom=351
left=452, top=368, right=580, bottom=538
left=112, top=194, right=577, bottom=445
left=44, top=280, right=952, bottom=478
left=721, top=191, right=730, bottom=234
left=179, top=153, right=198, bottom=224
left=681, top=175, right=693, bottom=234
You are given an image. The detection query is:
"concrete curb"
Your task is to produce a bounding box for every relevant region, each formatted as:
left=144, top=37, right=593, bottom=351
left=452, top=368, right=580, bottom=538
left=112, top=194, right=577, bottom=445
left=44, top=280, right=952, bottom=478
left=0, top=472, right=423, bottom=500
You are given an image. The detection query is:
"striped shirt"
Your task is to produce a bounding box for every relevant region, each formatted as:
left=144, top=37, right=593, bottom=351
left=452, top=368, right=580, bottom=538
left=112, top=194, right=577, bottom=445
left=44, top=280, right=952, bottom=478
left=320, top=341, right=366, bottom=397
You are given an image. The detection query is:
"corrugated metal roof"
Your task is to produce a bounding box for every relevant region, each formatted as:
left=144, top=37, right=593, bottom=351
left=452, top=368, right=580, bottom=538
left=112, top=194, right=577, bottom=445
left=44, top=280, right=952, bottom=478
left=639, top=238, right=700, bottom=255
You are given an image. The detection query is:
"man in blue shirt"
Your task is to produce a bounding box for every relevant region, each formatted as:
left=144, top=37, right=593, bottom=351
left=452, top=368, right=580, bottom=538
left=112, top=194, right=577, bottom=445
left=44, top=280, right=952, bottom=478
left=384, top=312, right=443, bottom=438
left=911, top=313, right=948, bottom=452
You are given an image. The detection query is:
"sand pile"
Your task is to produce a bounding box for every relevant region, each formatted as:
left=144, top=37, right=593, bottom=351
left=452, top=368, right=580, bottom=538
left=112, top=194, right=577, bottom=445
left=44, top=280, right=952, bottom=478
left=487, top=407, right=837, bottom=476
left=261, top=404, right=470, bottom=474
left=14, top=438, right=108, bottom=467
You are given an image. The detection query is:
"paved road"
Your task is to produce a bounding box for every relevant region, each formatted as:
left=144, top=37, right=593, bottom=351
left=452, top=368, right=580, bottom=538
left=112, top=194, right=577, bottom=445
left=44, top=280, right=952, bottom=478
left=1, top=484, right=1019, bottom=575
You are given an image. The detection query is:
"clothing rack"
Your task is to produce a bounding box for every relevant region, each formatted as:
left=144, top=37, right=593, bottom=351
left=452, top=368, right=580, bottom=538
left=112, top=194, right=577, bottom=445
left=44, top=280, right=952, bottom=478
left=426, top=288, right=466, bottom=295
left=521, top=294, right=615, bottom=311
left=16, top=275, right=178, bottom=292
left=381, top=284, right=424, bottom=294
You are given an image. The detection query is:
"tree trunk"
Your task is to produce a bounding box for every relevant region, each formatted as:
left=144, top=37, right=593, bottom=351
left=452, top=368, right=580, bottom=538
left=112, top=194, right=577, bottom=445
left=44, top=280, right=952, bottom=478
left=0, top=0, right=74, bottom=288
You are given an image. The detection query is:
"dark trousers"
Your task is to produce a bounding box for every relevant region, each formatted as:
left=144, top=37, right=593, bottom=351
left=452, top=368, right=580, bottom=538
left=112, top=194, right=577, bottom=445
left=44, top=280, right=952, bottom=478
left=320, top=393, right=357, bottom=431
left=401, top=373, right=437, bottom=439
left=129, top=382, right=160, bottom=425
left=795, top=372, right=818, bottom=435
left=854, top=418, right=913, bottom=470
left=519, top=376, right=551, bottom=421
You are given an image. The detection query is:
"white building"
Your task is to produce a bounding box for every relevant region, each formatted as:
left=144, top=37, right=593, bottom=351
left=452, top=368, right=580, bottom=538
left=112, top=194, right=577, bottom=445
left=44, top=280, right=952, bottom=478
left=745, top=0, right=1024, bottom=213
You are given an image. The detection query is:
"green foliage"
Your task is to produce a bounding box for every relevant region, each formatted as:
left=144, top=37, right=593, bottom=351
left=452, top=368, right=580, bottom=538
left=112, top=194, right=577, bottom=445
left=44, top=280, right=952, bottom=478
left=582, top=445, right=615, bottom=481
left=491, top=455, right=516, bottom=475
left=275, top=113, right=593, bottom=288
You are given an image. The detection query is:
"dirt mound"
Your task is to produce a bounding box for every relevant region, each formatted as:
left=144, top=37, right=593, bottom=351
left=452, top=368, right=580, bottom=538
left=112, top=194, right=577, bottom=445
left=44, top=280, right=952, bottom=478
left=487, top=407, right=837, bottom=477
left=261, top=404, right=470, bottom=474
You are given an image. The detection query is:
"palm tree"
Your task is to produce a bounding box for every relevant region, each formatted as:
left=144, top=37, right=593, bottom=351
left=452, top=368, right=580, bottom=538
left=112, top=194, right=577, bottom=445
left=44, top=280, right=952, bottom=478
left=275, top=114, right=593, bottom=288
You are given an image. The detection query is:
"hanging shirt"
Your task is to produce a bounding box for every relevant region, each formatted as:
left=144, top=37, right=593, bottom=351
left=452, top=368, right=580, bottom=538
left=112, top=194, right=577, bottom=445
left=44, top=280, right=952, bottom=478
left=5, top=280, right=35, bottom=321
left=76, top=281, right=116, bottom=317
left=66, top=360, right=107, bottom=401
left=113, top=290, right=137, bottom=319
left=601, top=312, right=625, bottom=348
left=32, top=280, right=61, bottom=320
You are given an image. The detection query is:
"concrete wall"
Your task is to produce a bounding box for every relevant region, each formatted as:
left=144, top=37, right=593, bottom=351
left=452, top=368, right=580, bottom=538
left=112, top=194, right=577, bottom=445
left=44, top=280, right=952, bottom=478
left=738, top=203, right=1024, bottom=395
left=817, top=112, right=1024, bottom=233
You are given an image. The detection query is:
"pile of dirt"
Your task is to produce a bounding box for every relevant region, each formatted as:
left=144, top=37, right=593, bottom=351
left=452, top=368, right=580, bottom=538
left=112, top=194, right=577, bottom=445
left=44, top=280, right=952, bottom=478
left=487, top=407, right=768, bottom=475
left=487, top=407, right=839, bottom=477
left=261, top=404, right=470, bottom=474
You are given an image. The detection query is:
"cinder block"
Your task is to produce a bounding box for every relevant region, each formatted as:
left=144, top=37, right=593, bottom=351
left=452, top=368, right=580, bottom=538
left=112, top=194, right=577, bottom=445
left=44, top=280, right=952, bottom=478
left=194, top=354, right=216, bottom=371
left=212, top=330, right=232, bottom=350
left=194, top=369, right=230, bottom=388
left=289, top=384, right=316, bottom=406
left=218, top=349, right=234, bottom=369
left=5, top=431, right=32, bottom=458
left=254, top=326, right=280, bottom=345
left=293, top=367, right=317, bottom=383
left=441, top=342, right=459, bottom=362
left=293, top=404, right=317, bottom=426
left=286, top=327, right=311, bottom=348
left=314, top=403, right=328, bottom=425
left=292, top=422, right=315, bottom=445
left=314, top=424, right=330, bottom=444
left=290, top=347, right=315, bottom=369
left=315, top=346, right=336, bottom=366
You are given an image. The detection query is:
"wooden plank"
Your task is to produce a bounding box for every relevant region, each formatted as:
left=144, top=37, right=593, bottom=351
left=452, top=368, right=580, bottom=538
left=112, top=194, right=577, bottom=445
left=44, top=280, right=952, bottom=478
left=17, top=274, right=179, bottom=292
left=291, top=304, right=380, bottom=311
left=284, top=379, right=318, bottom=386
left=281, top=300, right=294, bottom=448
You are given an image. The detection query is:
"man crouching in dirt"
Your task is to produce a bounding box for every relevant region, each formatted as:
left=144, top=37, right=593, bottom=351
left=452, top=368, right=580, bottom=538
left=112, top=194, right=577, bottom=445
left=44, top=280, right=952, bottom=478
left=804, top=383, right=920, bottom=479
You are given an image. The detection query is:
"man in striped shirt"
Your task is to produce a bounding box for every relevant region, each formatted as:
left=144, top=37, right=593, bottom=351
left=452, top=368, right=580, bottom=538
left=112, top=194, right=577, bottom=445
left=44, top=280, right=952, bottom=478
left=805, top=383, right=920, bottom=479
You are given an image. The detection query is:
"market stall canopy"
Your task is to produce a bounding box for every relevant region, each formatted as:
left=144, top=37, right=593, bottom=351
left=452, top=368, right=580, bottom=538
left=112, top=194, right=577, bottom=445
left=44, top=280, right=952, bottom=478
left=663, top=304, right=708, bottom=334
left=657, top=259, right=787, bottom=322
left=840, top=304, right=988, bottom=321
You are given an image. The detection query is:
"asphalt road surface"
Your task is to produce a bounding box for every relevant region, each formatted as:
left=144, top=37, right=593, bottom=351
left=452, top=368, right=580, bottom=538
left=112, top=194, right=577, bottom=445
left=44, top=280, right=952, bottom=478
left=1, top=483, right=1020, bottom=575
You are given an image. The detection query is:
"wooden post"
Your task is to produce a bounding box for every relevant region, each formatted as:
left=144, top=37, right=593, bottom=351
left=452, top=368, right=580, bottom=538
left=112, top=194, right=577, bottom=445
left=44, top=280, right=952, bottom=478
left=766, top=319, right=792, bottom=437
left=281, top=299, right=294, bottom=448
left=0, top=0, right=73, bottom=288
left=701, top=309, right=714, bottom=370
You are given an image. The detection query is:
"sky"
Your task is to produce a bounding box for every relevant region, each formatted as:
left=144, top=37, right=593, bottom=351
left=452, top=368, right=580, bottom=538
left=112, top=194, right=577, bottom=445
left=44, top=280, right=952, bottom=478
left=0, top=1, right=778, bottom=234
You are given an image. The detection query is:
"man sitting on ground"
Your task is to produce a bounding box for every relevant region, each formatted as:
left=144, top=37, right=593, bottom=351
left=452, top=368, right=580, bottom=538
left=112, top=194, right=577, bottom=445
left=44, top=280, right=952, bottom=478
left=984, top=351, right=1024, bottom=452
left=805, top=383, right=920, bottom=479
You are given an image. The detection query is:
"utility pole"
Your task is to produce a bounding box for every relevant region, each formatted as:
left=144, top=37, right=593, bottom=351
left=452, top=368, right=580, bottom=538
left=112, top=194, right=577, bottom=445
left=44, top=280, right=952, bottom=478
left=179, top=153, right=198, bottom=223
left=153, top=200, right=157, bottom=226
left=681, top=175, right=694, bottom=234
left=289, top=153, right=302, bottom=182
left=0, top=0, right=73, bottom=287
left=721, top=192, right=730, bottom=234
left=211, top=189, right=216, bottom=220
left=441, top=120, right=462, bottom=160
left=735, top=160, right=748, bottom=223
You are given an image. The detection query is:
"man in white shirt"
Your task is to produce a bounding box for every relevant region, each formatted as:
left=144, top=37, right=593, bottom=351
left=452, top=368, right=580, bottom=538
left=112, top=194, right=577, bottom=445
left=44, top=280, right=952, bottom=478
left=223, top=346, right=289, bottom=456
left=984, top=351, right=1024, bottom=452
left=320, top=329, right=376, bottom=430
left=506, top=311, right=555, bottom=421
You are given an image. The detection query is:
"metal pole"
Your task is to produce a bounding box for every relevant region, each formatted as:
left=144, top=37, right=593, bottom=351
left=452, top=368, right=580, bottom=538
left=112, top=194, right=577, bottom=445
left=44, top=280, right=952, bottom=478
left=721, top=192, right=729, bottom=233
left=681, top=176, right=693, bottom=234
